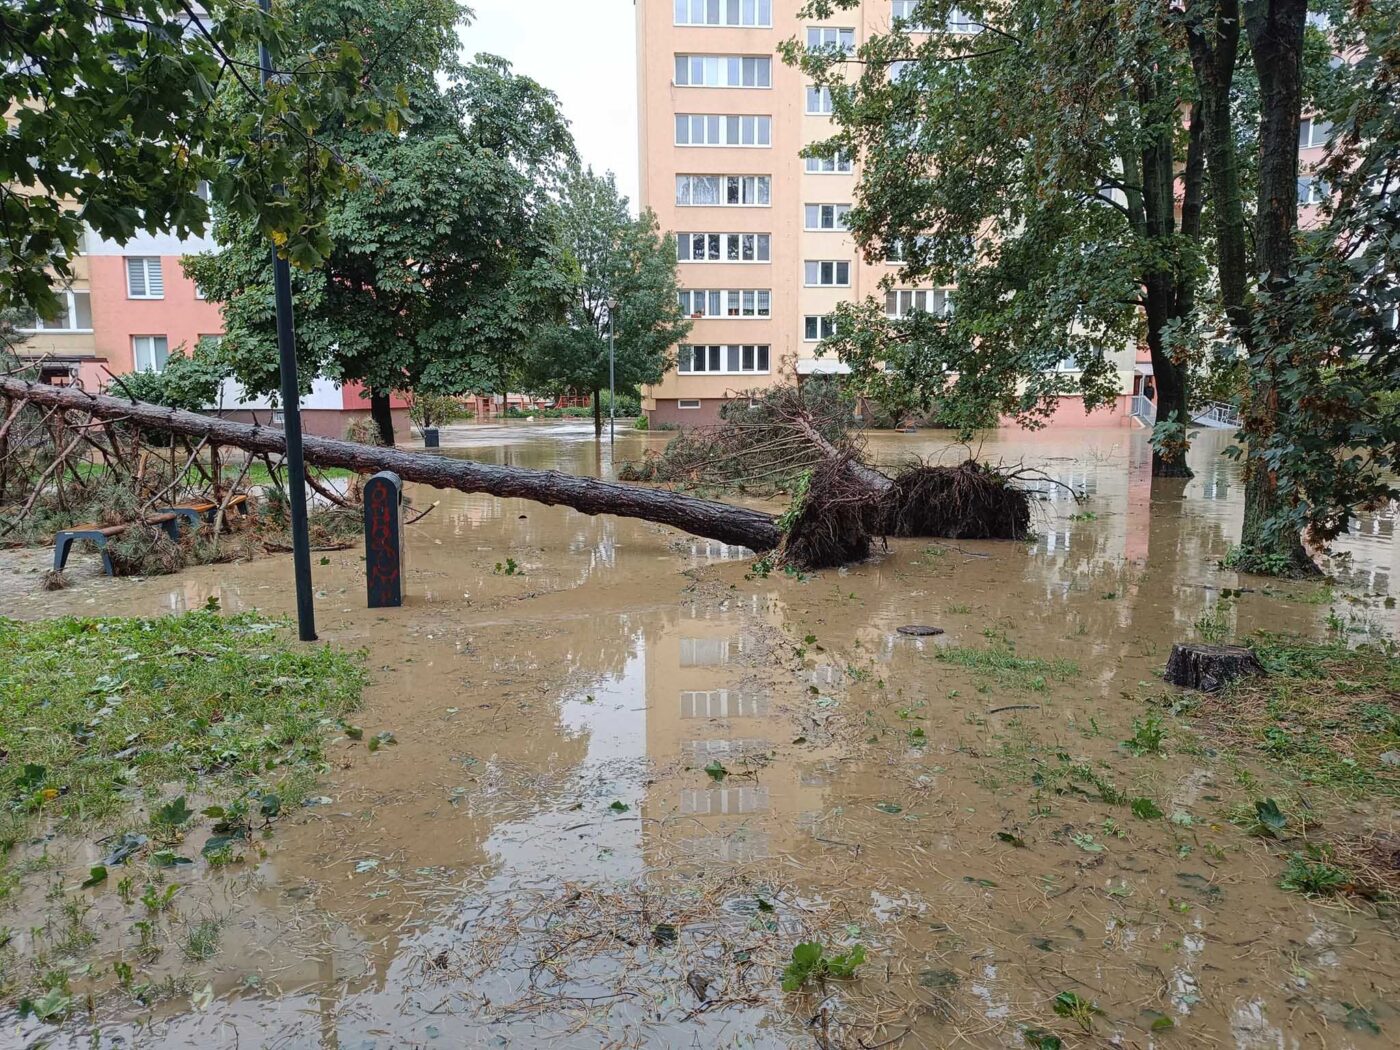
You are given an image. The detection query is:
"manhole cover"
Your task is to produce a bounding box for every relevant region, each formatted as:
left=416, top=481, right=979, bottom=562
left=896, top=625, right=945, bottom=637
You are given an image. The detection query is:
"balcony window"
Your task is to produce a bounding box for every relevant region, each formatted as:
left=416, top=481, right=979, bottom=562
left=17, top=289, right=92, bottom=332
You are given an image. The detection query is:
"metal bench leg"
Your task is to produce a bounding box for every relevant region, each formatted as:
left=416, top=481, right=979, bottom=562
left=96, top=538, right=115, bottom=576
left=54, top=535, right=74, bottom=571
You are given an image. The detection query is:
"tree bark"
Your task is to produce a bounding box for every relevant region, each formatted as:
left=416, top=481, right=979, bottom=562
left=1240, top=0, right=1317, bottom=574
left=1164, top=642, right=1265, bottom=692
left=369, top=390, right=395, bottom=447
left=592, top=386, right=603, bottom=439
left=0, top=378, right=783, bottom=553
left=1185, top=0, right=1253, bottom=344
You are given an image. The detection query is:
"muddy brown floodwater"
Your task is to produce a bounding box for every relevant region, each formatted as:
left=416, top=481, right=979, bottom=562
left=5, top=424, right=1398, bottom=1049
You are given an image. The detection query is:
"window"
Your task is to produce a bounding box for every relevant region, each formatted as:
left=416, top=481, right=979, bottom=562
left=805, top=86, right=833, bottom=114
left=675, top=113, right=772, bottom=147
left=891, top=1, right=928, bottom=26
left=677, top=233, right=771, bottom=262
left=804, top=203, right=851, bottom=230
left=678, top=399, right=703, bottom=409
left=677, top=289, right=772, bottom=318
left=674, top=0, right=772, bottom=27
left=125, top=257, right=164, bottom=299
left=17, top=289, right=92, bottom=332
left=804, top=315, right=837, bottom=341
left=194, top=180, right=211, bottom=202
left=1297, top=175, right=1329, bottom=205
left=885, top=288, right=954, bottom=317
left=804, top=260, right=851, bottom=286
left=805, top=151, right=853, bottom=173
left=677, top=344, right=771, bottom=374
left=947, top=6, right=982, bottom=32
left=890, top=60, right=913, bottom=82
left=1298, top=118, right=1331, bottom=150
left=885, top=235, right=932, bottom=263
left=132, top=335, right=169, bottom=372
left=807, top=27, right=855, bottom=53
left=674, top=55, right=771, bottom=88
left=676, top=174, right=772, bottom=207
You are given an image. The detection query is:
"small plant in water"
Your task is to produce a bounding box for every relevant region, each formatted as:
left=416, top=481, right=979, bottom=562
left=1122, top=713, right=1167, bottom=756
left=1280, top=847, right=1354, bottom=897
left=493, top=557, right=521, bottom=576
left=781, top=941, right=866, bottom=992
left=1052, top=990, right=1104, bottom=1032
left=140, top=882, right=178, bottom=915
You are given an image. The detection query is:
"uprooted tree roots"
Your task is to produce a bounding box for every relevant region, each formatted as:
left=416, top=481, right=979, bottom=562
left=626, top=385, right=1043, bottom=568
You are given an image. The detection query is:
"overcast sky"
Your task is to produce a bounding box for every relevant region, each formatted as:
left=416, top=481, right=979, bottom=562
left=459, top=1, right=640, bottom=209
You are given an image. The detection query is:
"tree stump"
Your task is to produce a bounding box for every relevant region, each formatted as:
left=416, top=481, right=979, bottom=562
left=1163, top=643, right=1265, bottom=692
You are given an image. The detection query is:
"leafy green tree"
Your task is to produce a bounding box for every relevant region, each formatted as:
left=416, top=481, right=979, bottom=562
left=523, top=169, right=691, bottom=438
left=0, top=0, right=414, bottom=319
left=187, top=10, right=576, bottom=444
left=783, top=1, right=1206, bottom=474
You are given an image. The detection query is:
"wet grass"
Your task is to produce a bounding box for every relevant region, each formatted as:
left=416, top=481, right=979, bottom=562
left=0, top=609, right=366, bottom=851
left=1184, top=636, right=1399, bottom=799
left=935, top=644, right=1079, bottom=692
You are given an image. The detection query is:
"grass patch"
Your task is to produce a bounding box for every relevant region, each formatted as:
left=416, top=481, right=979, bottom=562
left=1187, top=636, right=1399, bottom=799
left=0, top=610, right=366, bottom=846
left=934, top=644, right=1078, bottom=692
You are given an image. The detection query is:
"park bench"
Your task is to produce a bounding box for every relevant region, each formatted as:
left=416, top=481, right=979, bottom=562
left=53, top=493, right=249, bottom=576
left=157, top=493, right=249, bottom=530
left=53, top=514, right=182, bottom=576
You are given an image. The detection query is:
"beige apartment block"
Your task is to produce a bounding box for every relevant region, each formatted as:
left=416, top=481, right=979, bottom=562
left=638, top=0, right=960, bottom=426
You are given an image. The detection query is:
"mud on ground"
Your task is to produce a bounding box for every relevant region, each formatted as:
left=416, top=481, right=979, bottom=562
left=2, top=423, right=1398, bottom=1048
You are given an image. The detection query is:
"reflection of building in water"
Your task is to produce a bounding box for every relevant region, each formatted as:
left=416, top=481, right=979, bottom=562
left=1194, top=460, right=1232, bottom=501
left=680, top=688, right=770, bottom=718
left=642, top=606, right=829, bottom=867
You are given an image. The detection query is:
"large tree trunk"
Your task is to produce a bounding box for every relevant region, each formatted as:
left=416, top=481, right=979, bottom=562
left=1241, top=0, right=1317, bottom=575
left=369, top=390, right=395, bottom=447
left=0, top=378, right=783, bottom=553
left=1186, top=0, right=1253, bottom=344
left=1139, top=62, right=1194, bottom=479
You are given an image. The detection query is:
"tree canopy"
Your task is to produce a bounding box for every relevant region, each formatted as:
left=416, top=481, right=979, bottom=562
left=0, top=0, right=426, bottom=318
left=523, top=169, right=691, bottom=437
left=186, top=2, right=577, bottom=443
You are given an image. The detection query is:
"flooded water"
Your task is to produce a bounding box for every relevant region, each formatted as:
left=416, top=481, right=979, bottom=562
left=5, top=423, right=1398, bottom=1048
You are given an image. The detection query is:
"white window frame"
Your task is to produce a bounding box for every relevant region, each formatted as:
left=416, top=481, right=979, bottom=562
left=947, top=6, right=982, bottom=33
left=1298, top=118, right=1331, bottom=150
left=806, top=27, right=855, bottom=53
left=1297, top=175, right=1329, bottom=206
left=805, top=152, right=854, bottom=174
left=674, top=54, right=771, bottom=88
left=804, top=260, right=851, bottom=287
left=675, top=174, right=772, bottom=207
left=677, top=289, right=772, bottom=319
left=131, top=335, right=170, bottom=372
left=804, top=203, right=851, bottom=230
left=803, top=315, right=837, bottom=342
left=885, top=288, right=954, bottom=318
left=676, top=344, right=772, bottom=374
left=675, top=113, right=772, bottom=147
left=805, top=86, right=834, bottom=114
left=677, top=399, right=703, bottom=410
left=674, top=0, right=773, bottom=28
left=891, top=1, right=929, bottom=28
left=125, top=256, right=164, bottom=299
left=677, top=233, right=772, bottom=263
left=17, top=289, right=92, bottom=333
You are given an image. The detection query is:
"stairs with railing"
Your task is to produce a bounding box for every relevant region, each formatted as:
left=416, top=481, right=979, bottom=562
left=1130, top=395, right=1241, bottom=430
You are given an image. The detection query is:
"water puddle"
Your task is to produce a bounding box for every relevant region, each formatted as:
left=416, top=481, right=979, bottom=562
left=6, top=424, right=1397, bottom=1047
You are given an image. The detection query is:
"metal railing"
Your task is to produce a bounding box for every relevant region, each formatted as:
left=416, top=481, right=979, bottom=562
left=1129, top=394, right=1154, bottom=425
left=1192, top=400, right=1242, bottom=429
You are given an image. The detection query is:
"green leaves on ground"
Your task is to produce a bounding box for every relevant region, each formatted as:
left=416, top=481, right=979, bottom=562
left=1130, top=797, right=1164, bottom=820
left=1252, top=798, right=1287, bottom=837
left=781, top=941, right=867, bottom=992
left=0, top=611, right=365, bottom=849
left=1052, top=990, right=1104, bottom=1032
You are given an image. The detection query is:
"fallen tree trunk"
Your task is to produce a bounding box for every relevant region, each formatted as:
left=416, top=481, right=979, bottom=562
left=0, top=377, right=782, bottom=553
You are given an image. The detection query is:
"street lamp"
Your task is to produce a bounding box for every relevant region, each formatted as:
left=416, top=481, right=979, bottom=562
left=258, top=0, right=316, bottom=641
left=607, top=298, right=618, bottom=445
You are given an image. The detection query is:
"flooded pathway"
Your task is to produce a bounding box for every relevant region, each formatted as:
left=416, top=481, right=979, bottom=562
left=6, top=424, right=1397, bottom=1048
